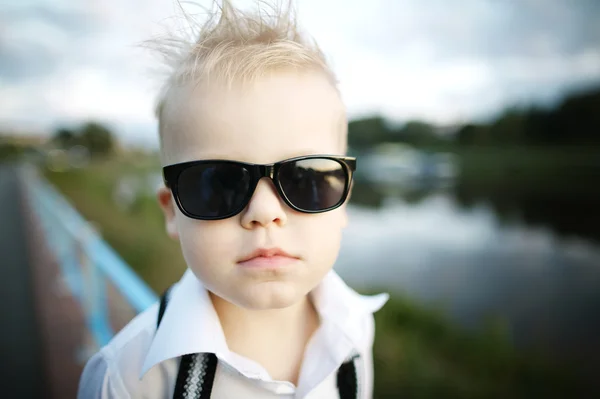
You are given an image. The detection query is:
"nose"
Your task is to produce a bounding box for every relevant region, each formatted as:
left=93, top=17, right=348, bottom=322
left=240, top=178, right=288, bottom=229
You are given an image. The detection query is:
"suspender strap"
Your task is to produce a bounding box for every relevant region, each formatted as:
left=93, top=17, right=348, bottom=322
left=156, top=286, right=171, bottom=328
left=157, top=286, right=359, bottom=399
left=156, top=287, right=219, bottom=399
left=337, top=358, right=359, bottom=399
left=173, top=353, right=218, bottom=399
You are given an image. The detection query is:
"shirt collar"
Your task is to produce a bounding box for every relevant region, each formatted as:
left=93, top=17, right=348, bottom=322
left=140, top=268, right=388, bottom=378
left=311, top=269, right=388, bottom=347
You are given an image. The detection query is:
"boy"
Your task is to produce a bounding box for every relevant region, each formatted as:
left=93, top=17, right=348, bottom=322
left=78, top=1, right=388, bottom=398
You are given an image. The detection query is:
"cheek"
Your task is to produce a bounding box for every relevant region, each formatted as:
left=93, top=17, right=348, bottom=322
left=175, top=217, right=237, bottom=273
left=294, top=208, right=346, bottom=262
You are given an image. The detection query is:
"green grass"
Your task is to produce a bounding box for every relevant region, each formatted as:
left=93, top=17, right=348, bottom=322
left=44, top=157, right=185, bottom=292
left=43, top=153, right=589, bottom=397
left=370, top=293, right=580, bottom=398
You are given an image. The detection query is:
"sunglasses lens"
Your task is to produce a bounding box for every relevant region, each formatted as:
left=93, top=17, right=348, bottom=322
left=177, top=163, right=251, bottom=218
left=278, top=158, right=348, bottom=211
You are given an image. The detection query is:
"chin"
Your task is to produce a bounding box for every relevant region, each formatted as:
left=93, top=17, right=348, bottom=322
left=239, top=282, right=305, bottom=310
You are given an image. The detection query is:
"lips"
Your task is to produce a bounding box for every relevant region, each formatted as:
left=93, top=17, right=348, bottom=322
left=237, top=248, right=299, bottom=268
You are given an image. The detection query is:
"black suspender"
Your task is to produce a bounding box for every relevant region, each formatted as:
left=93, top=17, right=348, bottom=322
left=172, top=353, right=218, bottom=398
left=156, top=287, right=359, bottom=399
left=156, top=286, right=170, bottom=326
left=336, top=358, right=359, bottom=399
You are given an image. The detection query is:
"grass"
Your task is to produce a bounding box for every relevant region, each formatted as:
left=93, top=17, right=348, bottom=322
left=44, top=156, right=186, bottom=292
left=371, top=293, right=580, bottom=398
left=43, top=153, right=591, bottom=397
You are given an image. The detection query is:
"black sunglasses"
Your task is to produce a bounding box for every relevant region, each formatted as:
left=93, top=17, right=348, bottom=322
left=163, top=155, right=356, bottom=220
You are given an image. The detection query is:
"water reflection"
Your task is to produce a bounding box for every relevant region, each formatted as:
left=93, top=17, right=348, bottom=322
left=338, top=179, right=600, bottom=373
left=454, top=173, right=600, bottom=243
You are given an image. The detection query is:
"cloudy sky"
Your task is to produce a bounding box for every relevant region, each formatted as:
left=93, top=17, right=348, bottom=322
left=1, top=0, right=600, bottom=148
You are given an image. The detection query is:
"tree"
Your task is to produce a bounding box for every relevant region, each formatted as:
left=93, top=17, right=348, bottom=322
left=456, top=124, right=478, bottom=146
left=79, top=122, right=115, bottom=157
left=53, top=128, right=77, bottom=149
left=489, top=108, right=527, bottom=145
left=348, top=116, right=392, bottom=150
left=397, top=120, right=438, bottom=146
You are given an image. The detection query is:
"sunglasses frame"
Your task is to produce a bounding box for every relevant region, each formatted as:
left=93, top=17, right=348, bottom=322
left=163, top=154, right=357, bottom=221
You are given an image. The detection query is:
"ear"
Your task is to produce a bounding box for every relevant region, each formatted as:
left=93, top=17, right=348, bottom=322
left=157, top=186, right=179, bottom=240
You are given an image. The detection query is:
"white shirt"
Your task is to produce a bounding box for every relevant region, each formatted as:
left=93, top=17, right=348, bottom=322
left=78, top=269, right=388, bottom=399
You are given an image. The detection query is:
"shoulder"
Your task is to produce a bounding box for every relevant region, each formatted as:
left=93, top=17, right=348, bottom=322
left=107, top=302, right=160, bottom=356
left=349, top=292, right=388, bottom=355
left=350, top=297, right=386, bottom=399
left=354, top=311, right=377, bottom=357
left=78, top=302, right=173, bottom=398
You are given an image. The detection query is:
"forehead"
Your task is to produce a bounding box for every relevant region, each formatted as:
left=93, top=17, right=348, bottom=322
left=160, top=71, right=346, bottom=165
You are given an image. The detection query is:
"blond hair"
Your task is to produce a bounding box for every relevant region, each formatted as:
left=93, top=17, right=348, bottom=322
left=147, top=0, right=339, bottom=163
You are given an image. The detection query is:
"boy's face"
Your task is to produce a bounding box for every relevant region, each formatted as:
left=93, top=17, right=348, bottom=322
left=157, top=70, right=349, bottom=310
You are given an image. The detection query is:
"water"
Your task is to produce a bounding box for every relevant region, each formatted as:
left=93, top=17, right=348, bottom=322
left=336, top=182, right=600, bottom=367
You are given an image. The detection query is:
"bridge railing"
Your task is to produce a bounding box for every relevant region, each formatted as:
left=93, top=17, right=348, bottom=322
left=22, top=166, right=158, bottom=349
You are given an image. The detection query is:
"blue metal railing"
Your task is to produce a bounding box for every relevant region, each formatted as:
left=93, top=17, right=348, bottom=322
left=22, top=166, right=158, bottom=349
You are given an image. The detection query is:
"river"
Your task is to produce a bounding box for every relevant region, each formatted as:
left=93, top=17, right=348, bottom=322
left=336, top=180, right=600, bottom=367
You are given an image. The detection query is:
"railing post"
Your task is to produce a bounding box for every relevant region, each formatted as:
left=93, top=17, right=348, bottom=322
left=78, top=227, right=113, bottom=348
left=22, top=164, right=159, bottom=350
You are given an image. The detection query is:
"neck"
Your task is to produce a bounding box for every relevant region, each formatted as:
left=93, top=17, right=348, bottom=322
left=211, top=294, right=315, bottom=330
left=209, top=293, right=319, bottom=384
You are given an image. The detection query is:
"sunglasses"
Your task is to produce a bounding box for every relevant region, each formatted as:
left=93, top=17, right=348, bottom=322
left=163, top=155, right=356, bottom=220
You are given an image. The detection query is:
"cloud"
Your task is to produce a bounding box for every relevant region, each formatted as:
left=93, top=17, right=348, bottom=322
left=0, top=0, right=172, bottom=146
left=332, top=0, right=600, bottom=121
left=0, top=2, right=99, bottom=81
left=1, top=0, right=599, bottom=146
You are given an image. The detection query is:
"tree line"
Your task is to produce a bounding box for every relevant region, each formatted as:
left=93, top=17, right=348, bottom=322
left=52, top=121, right=115, bottom=156
left=348, top=86, right=600, bottom=150
left=1, top=121, right=116, bottom=163
left=3, top=85, right=599, bottom=163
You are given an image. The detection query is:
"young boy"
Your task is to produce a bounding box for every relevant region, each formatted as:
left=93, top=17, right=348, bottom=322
left=78, top=1, right=387, bottom=398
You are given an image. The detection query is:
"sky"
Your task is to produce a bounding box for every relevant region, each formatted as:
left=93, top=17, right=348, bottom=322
left=1, top=0, right=600, bottom=148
